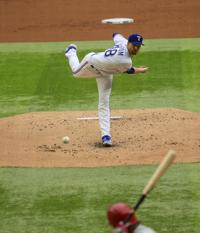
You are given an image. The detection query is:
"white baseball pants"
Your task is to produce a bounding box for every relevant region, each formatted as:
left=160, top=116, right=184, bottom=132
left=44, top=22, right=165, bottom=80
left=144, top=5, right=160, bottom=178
left=66, top=51, right=113, bottom=137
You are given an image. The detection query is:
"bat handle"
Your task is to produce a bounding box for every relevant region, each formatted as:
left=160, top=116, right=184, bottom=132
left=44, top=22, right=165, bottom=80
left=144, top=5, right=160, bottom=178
left=123, top=194, right=146, bottom=224
left=134, top=194, right=146, bottom=211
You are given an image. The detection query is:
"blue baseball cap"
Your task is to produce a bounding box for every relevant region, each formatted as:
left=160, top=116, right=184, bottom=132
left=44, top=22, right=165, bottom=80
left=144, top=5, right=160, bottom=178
left=128, top=34, right=144, bottom=45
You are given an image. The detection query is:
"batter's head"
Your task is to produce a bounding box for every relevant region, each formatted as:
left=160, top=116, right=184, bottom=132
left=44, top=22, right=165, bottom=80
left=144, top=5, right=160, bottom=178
left=107, top=203, right=138, bottom=228
left=128, top=34, right=144, bottom=46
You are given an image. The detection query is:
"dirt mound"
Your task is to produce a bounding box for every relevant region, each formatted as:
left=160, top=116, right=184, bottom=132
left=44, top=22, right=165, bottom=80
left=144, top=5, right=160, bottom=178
left=0, top=108, right=199, bottom=167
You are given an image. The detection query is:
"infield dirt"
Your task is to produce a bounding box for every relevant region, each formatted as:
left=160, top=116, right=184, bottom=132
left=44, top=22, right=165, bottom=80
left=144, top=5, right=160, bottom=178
left=0, top=109, right=200, bottom=167
left=0, top=0, right=200, bottom=42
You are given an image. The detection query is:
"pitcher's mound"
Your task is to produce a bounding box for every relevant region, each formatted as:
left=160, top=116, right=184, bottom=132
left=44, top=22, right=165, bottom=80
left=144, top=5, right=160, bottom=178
left=0, top=108, right=199, bottom=167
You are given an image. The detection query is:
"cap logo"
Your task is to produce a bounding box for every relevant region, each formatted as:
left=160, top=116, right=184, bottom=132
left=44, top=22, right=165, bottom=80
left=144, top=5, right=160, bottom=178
left=137, top=35, right=141, bottom=41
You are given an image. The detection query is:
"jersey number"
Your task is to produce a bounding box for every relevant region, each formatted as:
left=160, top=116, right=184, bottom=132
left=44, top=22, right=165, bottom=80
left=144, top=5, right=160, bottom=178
left=105, top=48, right=117, bottom=57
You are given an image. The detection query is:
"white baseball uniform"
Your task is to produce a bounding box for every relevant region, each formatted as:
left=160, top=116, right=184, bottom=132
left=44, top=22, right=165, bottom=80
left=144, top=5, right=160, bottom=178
left=65, top=33, right=134, bottom=137
left=134, top=224, right=157, bottom=233
left=114, top=223, right=157, bottom=233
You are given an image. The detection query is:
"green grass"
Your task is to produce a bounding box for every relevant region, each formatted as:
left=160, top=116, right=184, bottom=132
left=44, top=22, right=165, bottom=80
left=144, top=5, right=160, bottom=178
left=0, top=38, right=200, bottom=118
left=0, top=163, right=199, bottom=233
left=0, top=38, right=200, bottom=53
left=0, top=38, right=200, bottom=233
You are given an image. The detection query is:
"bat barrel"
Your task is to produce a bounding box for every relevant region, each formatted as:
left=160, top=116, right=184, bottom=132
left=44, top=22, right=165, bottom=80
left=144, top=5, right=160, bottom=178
left=142, top=150, right=176, bottom=195
left=132, top=150, right=176, bottom=214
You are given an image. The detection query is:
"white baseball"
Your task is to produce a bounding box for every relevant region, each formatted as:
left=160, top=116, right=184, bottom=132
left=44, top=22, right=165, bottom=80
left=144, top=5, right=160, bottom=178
left=62, top=136, right=70, bottom=144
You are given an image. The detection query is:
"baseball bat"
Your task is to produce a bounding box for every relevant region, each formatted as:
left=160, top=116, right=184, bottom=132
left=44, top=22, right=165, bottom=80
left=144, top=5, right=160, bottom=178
left=134, top=150, right=176, bottom=211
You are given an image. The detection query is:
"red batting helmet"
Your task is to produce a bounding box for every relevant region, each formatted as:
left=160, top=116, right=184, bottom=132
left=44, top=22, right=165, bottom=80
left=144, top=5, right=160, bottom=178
left=107, top=203, right=138, bottom=228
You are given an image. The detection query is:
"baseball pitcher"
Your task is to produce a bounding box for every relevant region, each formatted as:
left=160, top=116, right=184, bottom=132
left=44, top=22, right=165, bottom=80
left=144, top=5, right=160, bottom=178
left=107, top=203, right=158, bottom=233
left=65, top=33, right=148, bottom=146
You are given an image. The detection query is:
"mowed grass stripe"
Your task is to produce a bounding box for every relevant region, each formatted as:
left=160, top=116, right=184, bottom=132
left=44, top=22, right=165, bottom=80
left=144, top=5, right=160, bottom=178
left=0, top=38, right=200, bottom=53
left=0, top=163, right=199, bottom=233
left=0, top=39, right=200, bottom=118
left=0, top=49, right=200, bottom=117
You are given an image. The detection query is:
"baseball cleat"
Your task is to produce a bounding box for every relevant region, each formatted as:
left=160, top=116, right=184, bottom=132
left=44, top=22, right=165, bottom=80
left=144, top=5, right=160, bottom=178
left=102, top=135, right=112, bottom=147
left=65, top=44, right=77, bottom=56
